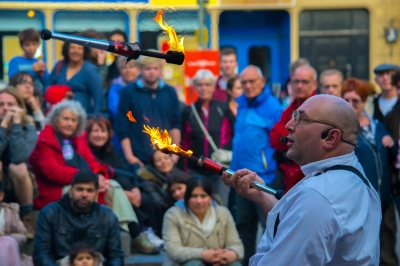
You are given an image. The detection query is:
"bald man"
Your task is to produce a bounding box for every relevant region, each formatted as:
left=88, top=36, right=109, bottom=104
left=223, top=95, right=381, bottom=265
left=230, top=65, right=282, bottom=265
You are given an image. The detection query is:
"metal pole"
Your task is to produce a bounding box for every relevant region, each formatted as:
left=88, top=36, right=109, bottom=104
left=198, top=0, right=205, bottom=50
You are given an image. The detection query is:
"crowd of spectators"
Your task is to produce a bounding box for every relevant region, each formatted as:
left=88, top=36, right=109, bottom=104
left=1, top=27, right=400, bottom=266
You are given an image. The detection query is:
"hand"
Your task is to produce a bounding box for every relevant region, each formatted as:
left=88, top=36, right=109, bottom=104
left=97, top=50, right=106, bottom=65
left=98, top=174, right=110, bottom=192
left=171, top=154, right=179, bottom=164
left=382, top=135, right=395, bottom=148
left=26, top=96, right=41, bottom=112
left=127, top=156, right=144, bottom=167
left=32, top=61, right=46, bottom=73
left=129, top=187, right=142, bottom=208
left=1, top=110, right=14, bottom=128
left=11, top=106, right=24, bottom=124
left=64, top=91, right=74, bottom=99
left=201, top=249, right=217, bottom=264
left=218, top=250, right=238, bottom=265
left=222, top=169, right=267, bottom=205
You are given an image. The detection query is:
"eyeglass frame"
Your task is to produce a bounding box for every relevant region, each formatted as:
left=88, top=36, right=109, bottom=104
left=291, top=110, right=356, bottom=147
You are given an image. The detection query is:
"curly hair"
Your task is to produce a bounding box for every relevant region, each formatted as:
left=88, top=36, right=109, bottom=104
left=342, top=78, right=374, bottom=102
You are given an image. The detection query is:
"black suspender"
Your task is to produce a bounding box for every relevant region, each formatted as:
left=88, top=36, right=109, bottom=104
left=273, top=165, right=370, bottom=239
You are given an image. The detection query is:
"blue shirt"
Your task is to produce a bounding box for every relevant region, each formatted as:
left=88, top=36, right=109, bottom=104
left=46, top=60, right=103, bottom=114
left=8, top=56, right=49, bottom=91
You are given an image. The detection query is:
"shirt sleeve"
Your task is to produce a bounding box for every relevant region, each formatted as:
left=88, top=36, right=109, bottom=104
left=254, top=188, right=341, bottom=266
left=8, top=57, right=19, bottom=79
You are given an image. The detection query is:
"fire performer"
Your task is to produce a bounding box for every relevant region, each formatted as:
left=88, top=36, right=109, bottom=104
left=222, top=95, right=381, bottom=265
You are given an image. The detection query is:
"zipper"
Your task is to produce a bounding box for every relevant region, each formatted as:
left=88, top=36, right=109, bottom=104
left=360, top=134, right=381, bottom=195
left=261, top=149, right=268, bottom=169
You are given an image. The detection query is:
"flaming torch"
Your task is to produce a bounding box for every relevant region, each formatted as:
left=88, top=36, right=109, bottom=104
left=40, top=10, right=185, bottom=65
left=142, top=126, right=284, bottom=200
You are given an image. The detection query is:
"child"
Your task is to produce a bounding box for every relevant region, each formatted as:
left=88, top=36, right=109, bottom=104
left=167, top=172, right=189, bottom=202
left=0, top=180, right=33, bottom=266
left=8, top=28, right=48, bottom=92
left=59, top=242, right=103, bottom=266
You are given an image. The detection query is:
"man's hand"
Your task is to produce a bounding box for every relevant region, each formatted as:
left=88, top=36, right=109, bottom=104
left=32, top=61, right=46, bottom=77
left=98, top=174, right=110, bottom=192
left=126, top=155, right=144, bottom=167
left=1, top=110, right=14, bottom=128
left=11, top=106, right=24, bottom=124
left=26, top=96, right=41, bottom=112
left=382, top=135, right=395, bottom=148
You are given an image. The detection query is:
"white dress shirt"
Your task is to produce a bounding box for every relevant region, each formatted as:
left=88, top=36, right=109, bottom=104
left=250, top=152, right=381, bottom=266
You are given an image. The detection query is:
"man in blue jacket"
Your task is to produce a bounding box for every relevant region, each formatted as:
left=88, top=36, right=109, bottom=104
left=115, top=56, right=181, bottom=167
left=230, top=65, right=282, bottom=265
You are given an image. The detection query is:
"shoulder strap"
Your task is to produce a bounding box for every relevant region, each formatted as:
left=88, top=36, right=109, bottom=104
left=56, top=60, right=64, bottom=75
left=273, top=164, right=370, bottom=239
left=189, top=103, right=219, bottom=152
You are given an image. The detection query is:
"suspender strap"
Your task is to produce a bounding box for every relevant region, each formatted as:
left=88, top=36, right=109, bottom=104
left=272, top=164, right=370, bottom=239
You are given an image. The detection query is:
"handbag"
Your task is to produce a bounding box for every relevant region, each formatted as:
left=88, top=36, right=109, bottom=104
left=190, top=104, right=232, bottom=168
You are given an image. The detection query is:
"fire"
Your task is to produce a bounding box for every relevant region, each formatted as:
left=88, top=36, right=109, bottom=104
left=143, top=125, right=193, bottom=156
left=126, top=111, right=137, bottom=123
left=153, top=10, right=184, bottom=53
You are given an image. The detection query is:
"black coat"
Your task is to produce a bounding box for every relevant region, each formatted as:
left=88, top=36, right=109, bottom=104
left=33, top=194, right=124, bottom=266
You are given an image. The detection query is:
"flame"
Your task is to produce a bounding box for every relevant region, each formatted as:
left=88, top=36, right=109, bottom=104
left=143, top=125, right=193, bottom=156
left=153, top=10, right=184, bottom=53
left=126, top=111, right=137, bottom=123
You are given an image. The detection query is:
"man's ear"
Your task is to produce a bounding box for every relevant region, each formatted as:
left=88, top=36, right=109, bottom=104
left=322, top=129, right=341, bottom=149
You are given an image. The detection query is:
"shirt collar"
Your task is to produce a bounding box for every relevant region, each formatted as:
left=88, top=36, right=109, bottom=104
left=301, top=152, right=355, bottom=177
left=136, top=76, right=165, bottom=90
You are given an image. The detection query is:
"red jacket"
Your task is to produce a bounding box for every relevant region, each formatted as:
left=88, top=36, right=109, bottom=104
left=29, top=125, right=109, bottom=209
left=270, top=94, right=315, bottom=185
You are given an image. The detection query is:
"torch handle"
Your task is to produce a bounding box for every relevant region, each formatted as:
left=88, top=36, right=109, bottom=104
left=224, top=169, right=284, bottom=200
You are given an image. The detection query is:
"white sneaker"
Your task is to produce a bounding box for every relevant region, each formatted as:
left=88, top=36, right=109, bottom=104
left=145, top=227, right=165, bottom=247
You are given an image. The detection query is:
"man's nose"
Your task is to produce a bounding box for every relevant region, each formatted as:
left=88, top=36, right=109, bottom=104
left=285, top=117, right=295, bottom=133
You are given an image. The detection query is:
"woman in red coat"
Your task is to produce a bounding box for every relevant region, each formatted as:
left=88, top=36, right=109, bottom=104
left=29, top=100, right=110, bottom=209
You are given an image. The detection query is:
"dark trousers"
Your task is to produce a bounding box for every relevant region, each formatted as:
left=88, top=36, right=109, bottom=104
left=133, top=192, right=161, bottom=236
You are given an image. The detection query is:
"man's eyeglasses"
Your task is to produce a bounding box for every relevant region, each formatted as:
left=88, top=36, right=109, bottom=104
left=240, top=78, right=260, bottom=86
left=292, top=110, right=356, bottom=147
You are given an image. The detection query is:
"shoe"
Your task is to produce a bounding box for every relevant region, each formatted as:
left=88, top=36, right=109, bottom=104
left=21, top=214, right=35, bottom=239
left=145, top=227, right=165, bottom=247
left=131, top=232, right=161, bottom=254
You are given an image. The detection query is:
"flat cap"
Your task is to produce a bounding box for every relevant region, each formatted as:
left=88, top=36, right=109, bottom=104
left=373, top=63, right=399, bottom=74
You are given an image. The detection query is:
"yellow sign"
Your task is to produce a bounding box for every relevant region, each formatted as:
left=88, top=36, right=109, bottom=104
left=194, top=28, right=208, bottom=44
left=150, top=0, right=216, bottom=5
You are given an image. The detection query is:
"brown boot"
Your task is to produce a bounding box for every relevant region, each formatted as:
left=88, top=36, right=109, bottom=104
left=131, top=232, right=161, bottom=254
left=21, top=215, right=35, bottom=239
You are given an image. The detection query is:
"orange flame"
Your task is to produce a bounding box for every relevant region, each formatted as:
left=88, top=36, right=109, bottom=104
left=126, top=111, right=137, bottom=123
left=143, top=125, right=193, bottom=157
left=153, top=10, right=184, bottom=53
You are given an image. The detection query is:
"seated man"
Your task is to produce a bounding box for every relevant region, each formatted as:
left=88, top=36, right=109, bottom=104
left=33, top=170, right=124, bottom=266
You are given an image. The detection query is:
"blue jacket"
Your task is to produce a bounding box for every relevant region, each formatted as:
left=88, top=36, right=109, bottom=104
left=115, top=78, right=181, bottom=164
left=230, top=88, right=282, bottom=184
left=46, top=60, right=103, bottom=114
left=355, top=114, right=395, bottom=213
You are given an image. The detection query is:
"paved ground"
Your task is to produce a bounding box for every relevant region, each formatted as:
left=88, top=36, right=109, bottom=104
left=124, top=252, right=165, bottom=266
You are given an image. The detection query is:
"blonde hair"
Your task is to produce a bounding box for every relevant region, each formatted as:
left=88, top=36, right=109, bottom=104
left=138, top=51, right=164, bottom=67
left=0, top=86, right=30, bottom=126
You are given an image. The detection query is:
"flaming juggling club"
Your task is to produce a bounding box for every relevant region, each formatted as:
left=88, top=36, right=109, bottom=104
left=40, top=29, right=185, bottom=65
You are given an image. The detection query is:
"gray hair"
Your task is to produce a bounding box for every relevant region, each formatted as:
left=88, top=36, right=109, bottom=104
left=192, top=69, right=216, bottom=86
left=295, top=65, right=318, bottom=81
left=45, top=100, right=87, bottom=137
left=239, top=65, right=264, bottom=78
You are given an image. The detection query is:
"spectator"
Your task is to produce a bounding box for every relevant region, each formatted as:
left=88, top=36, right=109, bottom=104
left=226, top=76, right=243, bottom=116
left=0, top=180, right=33, bottom=266
left=281, top=58, right=310, bottom=107
left=60, top=242, right=103, bottom=266
left=137, top=150, right=190, bottom=229
left=108, top=56, right=141, bottom=151
left=46, top=39, right=103, bottom=114
left=86, top=115, right=163, bottom=250
left=163, top=175, right=244, bottom=266
left=9, top=71, right=45, bottom=130
left=319, top=69, right=343, bottom=97
left=106, top=29, right=128, bottom=87
left=8, top=28, right=48, bottom=93
left=181, top=69, right=234, bottom=206
left=270, top=65, right=317, bottom=188
left=115, top=56, right=181, bottom=167
left=33, top=170, right=124, bottom=266
left=213, top=48, right=238, bottom=102
left=0, top=87, right=37, bottom=238
left=167, top=171, right=189, bottom=202
left=342, top=78, right=394, bottom=213
left=230, top=65, right=282, bottom=265
left=371, top=63, right=399, bottom=122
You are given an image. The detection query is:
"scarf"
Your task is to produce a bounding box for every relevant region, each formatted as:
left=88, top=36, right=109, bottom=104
left=189, top=204, right=217, bottom=238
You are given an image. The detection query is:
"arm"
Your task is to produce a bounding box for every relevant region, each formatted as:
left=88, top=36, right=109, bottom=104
left=221, top=208, right=244, bottom=260
left=44, top=64, right=58, bottom=90
left=170, top=128, right=181, bottom=146
left=33, top=208, right=58, bottom=266
left=87, top=66, right=104, bottom=114
left=7, top=58, right=19, bottom=79
left=9, top=124, right=37, bottom=163
left=270, top=107, right=291, bottom=152
left=33, top=110, right=46, bottom=129
left=163, top=208, right=204, bottom=262
left=255, top=189, right=339, bottom=265
left=8, top=204, right=28, bottom=246
left=0, top=127, right=9, bottom=158
left=107, top=84, right=121, bottom=120
left=104, top=211, right=124, bottom=266
left=170, top=88, right=182, bottom=145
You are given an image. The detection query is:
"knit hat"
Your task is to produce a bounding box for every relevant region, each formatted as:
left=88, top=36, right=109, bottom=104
left=45, top=85, right=72, bottom=105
